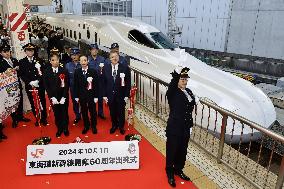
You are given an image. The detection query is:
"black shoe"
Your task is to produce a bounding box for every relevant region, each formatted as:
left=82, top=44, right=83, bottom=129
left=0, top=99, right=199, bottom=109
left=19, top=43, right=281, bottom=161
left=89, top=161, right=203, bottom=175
left=40, top=120, right=48, bottom=126
left=35, top=121, right=39, bottom=127
left=174, top=171, right=191, bottom=181
left=119, top=128, right=125, bottom=135
left=63, top=129, right=69, bottom=136
left=0, top=134, right=8, bottom=140
left=82, top=128, right=89, bottom=134
left=73, top=118, right=81, bottom=124
left=12, top=120, right=18, bottom=128
left=92, top=128, right=97, bottom=134
left=56, top=131, right=62, bottom=137
left=110, top=127, right=117, bottom=134
left=98, top=114, right=106, bottom=120
left=19, top=117, right=31, bottom=122
left=167, top=173, right=176, bottom=188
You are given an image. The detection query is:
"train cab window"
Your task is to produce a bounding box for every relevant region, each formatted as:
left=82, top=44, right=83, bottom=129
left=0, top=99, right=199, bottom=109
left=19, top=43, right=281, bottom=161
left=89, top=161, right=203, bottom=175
left=70, top=30, right=73, bottom=38
left=79, top=32, right=81, bottom=39
left=74, top=31, right=77, bottom=40
left=66, top=29, right=69, bottom=37
left=145, top=32, right=178, bottom=49
left=87, top=30, right=90, bottom=39
left=128, top=30, right=156, bottom=49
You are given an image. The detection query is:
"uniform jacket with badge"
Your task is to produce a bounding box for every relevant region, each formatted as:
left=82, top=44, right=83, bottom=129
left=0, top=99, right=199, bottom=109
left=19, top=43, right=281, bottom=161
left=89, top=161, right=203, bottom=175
left=103, top=62, right=131, bottom=104
left=73, top=68, right=99, bottom=102
left=18, top=57, right=47, bottom=87
left=43, top=66, right=69, bottom=101
left=166, top=73, right=196, bottom=137
left=0, top=57, right=19, bottom=73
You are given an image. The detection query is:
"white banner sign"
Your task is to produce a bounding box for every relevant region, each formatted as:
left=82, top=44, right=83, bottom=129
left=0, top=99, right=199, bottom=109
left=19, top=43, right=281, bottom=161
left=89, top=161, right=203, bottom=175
left=0, top=69, right=20, bottom=122
left=26, top=141, right=139, bottom=175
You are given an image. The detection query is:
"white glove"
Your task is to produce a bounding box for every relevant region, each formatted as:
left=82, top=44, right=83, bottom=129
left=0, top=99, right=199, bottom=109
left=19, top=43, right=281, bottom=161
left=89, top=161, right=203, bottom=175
left=50, top=97, right=58, bottom=105
left=174, top=65, right=183, bottom=74
left=29, top=80, right=39, bottom=87
left=103, top=97, right=108, bottom=104
left=59, top=97, right=66, bottom=104
left=75, top=98, right=79, bottom=103
left=124, top=97, right=128, bottom=103
left=195, top=96, right=200, bottom=105
left=94, top=98, right=98, bottom=103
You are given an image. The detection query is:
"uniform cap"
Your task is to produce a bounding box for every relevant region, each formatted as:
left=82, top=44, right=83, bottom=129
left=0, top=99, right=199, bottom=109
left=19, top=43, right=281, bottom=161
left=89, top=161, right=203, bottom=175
left=180, top=67, right=190, bottom=78
left=22, top=43, right=35, bottom=51
left=70, top=47, right=80, bottom=55
left=110, top=43, right=119, bottom=49
left=89, top=43, right=99, bottom=50
left=0, top=44, right=11, bottom=52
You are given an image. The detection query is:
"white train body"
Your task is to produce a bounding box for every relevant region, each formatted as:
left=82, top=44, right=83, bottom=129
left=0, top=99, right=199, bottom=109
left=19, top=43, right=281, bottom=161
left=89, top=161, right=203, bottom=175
left=34, top=13, right=276, bottom=143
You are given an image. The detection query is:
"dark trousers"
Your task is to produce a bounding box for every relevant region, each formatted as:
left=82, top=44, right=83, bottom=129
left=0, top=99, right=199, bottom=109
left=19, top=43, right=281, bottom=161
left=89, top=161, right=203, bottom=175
left=70, top=87, right=81, bottom=119
left=166, top=134, right=190, bottom=173
left=98, top=96, right=104, bottom=116
left=80, top=100, right=97, bottom=129
left=26, top=85, right=47, bottom=121
left=52, top=104, right=68, bottom=132
left=108, top=97, right=126, bottom=129
left=0, top=123, right=3, bottom=136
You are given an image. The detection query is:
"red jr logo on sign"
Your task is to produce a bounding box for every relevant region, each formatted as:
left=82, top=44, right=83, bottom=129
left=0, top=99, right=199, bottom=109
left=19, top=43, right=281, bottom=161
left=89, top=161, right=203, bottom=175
left=31, top=149, right=44, bottom=158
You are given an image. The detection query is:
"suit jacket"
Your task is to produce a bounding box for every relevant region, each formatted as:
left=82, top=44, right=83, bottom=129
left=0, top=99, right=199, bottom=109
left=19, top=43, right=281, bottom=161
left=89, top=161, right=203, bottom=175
left=43, top=66, right=69, bottom=101
left=74, top=68, right=99, bottom=101
left=18, top=56, right=47, bottom=87
left=0, top=57, right=19, bottom=73
left=166, top=73, right=196, bottom=137
left=103, top=62, right=131, bottom=104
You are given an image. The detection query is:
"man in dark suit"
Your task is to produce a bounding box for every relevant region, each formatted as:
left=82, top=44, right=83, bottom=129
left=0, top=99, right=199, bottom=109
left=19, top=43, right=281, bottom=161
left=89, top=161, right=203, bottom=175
left=165, top=66, right=197, bottom=187
left=43, top=54, right=69, bottom=137
left=88, top=43, right=106, bottom=119
left=18, top=43, right=48, bottom=126
left=74, top=55, right=99, bottom=134
left=0, top=44, right=30, bottom=128
left=103, top=50, right=131, bottom=135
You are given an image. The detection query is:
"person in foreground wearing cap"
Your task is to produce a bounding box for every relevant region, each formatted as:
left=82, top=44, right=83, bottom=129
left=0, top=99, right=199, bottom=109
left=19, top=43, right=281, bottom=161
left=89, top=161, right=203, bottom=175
left=165, top=66, right=197, bottom=187
left=19, top=43, right=48, bottom=126
left=103, top=50, right=131, bottom=135
left=0, top=44, right=31, bottom=129
left=74, top=55, right=99, bottom=135
left=65, top=47, right=81, bottom=124
left=88, top=43, right=106, bottom=119
left=107, top=43, right=128, bottom=65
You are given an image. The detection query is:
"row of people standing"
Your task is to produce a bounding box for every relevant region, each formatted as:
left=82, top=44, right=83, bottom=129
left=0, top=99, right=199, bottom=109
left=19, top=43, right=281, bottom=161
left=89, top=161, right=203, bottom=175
left=0, top=41, right=130, bottom=140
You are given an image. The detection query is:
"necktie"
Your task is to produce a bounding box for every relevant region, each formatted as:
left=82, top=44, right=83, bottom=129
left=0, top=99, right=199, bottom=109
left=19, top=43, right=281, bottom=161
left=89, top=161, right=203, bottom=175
left=113, top=66, right=117, bottom=83
left=83, top=70, right=87, bottom=78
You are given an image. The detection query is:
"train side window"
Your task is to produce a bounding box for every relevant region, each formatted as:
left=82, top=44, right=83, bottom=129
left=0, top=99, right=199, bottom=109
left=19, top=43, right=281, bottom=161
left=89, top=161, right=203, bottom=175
left=87, top=30, right=90, bottom=39
left=63, top=28, right=65, bottom=36
left=66, top=29, right=69, bottom=37
left=74, top=31, right=77, bottom=40
left=83, top=24, right=85, bottom=29
left=128, top=30, right=156, bottom=49
left=95, top=32, right=97, bottom=42
left=79, top=32, right=81, bottom=39
left=70, top=30, right=72, bottom=38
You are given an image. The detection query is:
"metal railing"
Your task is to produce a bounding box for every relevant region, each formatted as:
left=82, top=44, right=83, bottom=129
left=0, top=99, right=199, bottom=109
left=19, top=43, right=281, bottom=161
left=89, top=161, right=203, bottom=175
left=130, top=65, right=284, bottom=189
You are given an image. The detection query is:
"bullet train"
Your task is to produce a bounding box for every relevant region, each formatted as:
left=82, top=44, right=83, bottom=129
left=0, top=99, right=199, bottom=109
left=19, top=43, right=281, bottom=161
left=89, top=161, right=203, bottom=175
left=33, top=13, right=276, bottom=143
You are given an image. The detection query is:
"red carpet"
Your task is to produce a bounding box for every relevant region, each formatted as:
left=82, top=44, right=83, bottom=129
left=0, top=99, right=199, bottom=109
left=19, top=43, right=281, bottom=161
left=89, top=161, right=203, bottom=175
left=0, top=102, right=197, bottom=189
